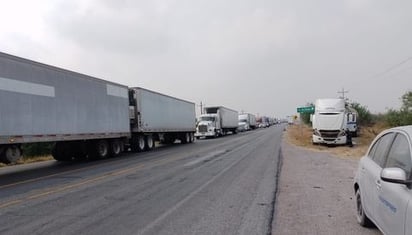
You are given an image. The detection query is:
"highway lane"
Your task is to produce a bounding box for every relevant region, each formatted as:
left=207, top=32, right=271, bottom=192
left=0, top=125, right=284, bottom=234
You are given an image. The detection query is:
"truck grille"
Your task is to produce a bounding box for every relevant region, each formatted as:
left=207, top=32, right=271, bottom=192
left=319, top=130, right=340, bottom=138
left=198, top=125, right=208, bottom=133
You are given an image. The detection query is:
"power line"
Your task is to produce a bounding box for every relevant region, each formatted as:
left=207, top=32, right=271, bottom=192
left=369, top=57, right=412, bottom=79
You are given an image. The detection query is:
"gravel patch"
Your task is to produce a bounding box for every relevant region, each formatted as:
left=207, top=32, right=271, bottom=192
left=272, top=140, right=382, bottom=235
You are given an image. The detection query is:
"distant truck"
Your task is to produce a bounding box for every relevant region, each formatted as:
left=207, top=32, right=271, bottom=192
left=195, top=106, right=238, bottom=138
left=238, top=113, right=257, bottom=131
left=312, top=98, right=356, bottom=145
left=0, top=52, right=196, bottom=164
left=257, top=116, right=270, bottom=128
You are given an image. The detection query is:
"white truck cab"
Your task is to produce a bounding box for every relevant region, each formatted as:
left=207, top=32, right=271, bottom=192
left=195, top=114, right=221, bottom=138
left=312, top=98, right=347, bottom=145
left=195, top=106, right=238, bottom=138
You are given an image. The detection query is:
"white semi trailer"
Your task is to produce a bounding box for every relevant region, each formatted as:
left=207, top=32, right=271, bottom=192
left=0, top=52, right=196, bottom=164
left=195, top=106, right=238, bottom=138
left=238, top=113, right=257, bottom=131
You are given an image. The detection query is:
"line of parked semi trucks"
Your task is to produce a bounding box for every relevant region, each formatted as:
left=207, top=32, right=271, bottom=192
left=0, top=52, right=278, bottom=164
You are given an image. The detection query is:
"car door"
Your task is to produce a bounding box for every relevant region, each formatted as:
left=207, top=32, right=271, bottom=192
left=377, top=132, right=412, bottom=235
left=361, top=132, right=395, bottom=225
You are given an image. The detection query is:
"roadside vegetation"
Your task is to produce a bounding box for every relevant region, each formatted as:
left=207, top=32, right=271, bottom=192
left=288, top=91, right=412, bottom=158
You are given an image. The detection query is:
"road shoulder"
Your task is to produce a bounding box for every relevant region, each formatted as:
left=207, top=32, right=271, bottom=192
left=272, top=140, right=381, bottom=235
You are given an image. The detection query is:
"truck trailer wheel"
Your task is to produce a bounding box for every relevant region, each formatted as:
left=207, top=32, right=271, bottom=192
left=88, top=140, right=109, bottom=159
left=131, top=135, right=146, bottom=152
left=0, top=145, right=22, bottom=164
left=145, top=135, right=155, bottom=150
left=109, top=140, right=122, bottom=157
left=181, top=133, right=190, bottom=144
left=137, top=135, right=146, bottom=152
left=190, top=133, right=195, bottom=143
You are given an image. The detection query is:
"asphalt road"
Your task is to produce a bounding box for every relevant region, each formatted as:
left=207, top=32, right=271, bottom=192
left=0, top=126, right=283, bottom=235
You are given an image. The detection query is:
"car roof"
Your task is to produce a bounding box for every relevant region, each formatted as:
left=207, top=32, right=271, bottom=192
left=389, top=125, right=412, bottom=136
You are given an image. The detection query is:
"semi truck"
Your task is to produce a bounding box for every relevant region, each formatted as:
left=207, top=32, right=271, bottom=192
left=238, top=113, right=256, bottom=131
left=312, top=98, right=350, bottom=145
left=0, top=52, right=196, bottom=164
left=195, top=106, right=238, bottom=138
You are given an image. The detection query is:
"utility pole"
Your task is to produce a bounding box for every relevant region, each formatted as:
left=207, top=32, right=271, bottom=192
left=338, top=88, right=349, bottom=99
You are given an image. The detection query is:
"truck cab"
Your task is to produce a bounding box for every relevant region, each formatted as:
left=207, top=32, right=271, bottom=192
left=195, top=114, right=221, bottom=138
left=238, top=117, right=250, bottom=132
left=312, top=98, right=347, bottom=145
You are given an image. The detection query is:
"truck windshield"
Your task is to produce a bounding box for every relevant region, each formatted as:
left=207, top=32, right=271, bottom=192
left=239, top=119, right=247, bottom=122
left=200, top=116, right=215, bottom=121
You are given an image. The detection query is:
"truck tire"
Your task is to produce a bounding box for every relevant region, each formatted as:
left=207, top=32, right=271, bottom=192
left=137, top=135, right=146, bottom=152
left=88, top=140, right=109, bottom=159
left=109, top=140, right=122, bottom=157
left=0, top=145, right=22, bottom=164
left=130, top=135, right=145, bottom=152
left=52, top=142, right=73, bottom=161
left=189, top=133, right=195, bottom=143
left=181, top=133, right=190, bottom=144
left=145, top=135, right=155, bottom=151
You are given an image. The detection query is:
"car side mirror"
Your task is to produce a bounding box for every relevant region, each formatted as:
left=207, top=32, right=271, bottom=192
left=381, top=167, right=411, bottom=185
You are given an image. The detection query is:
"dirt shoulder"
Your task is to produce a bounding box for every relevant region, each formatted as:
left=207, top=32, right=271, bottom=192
left=272, top=138, right=381, bottom=235
left=284, top=123, right=388, bottom=160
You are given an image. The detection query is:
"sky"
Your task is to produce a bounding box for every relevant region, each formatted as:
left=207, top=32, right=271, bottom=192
left=0, top=0, right=411, bottom=118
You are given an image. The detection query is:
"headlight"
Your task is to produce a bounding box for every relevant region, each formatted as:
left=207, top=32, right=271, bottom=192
left=313, top=129, right=321, bottom=136
left=338, top=130, right=346, bottom=137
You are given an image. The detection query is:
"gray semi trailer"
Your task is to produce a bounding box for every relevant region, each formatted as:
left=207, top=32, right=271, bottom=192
left=0, top=52, right=195, bottom=164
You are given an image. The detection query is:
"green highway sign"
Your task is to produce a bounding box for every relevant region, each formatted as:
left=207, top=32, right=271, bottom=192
left=297, top=106, right=315, bottom=113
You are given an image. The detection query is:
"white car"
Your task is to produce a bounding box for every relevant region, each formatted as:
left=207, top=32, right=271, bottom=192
left=354, top=125, right=412, bottom=235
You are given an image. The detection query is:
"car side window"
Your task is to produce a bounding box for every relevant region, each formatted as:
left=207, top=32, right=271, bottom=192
left=385, top=134, right=412, bottom=178
left=368, top=139, right=380, bottom=159
left=371, top=133, right=395, bottom=167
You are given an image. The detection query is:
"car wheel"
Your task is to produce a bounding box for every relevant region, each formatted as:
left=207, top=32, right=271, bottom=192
left=355, top=189, right=373, bottom=227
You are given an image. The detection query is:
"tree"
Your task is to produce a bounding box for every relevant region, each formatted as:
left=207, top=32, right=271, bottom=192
left=385, top=91, right=412, bottom=127
left=299, top=103, right=314, bottom=125
left=22, top=143, right=53, bottom=158
left=401, top=91, right=412, bottom=112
